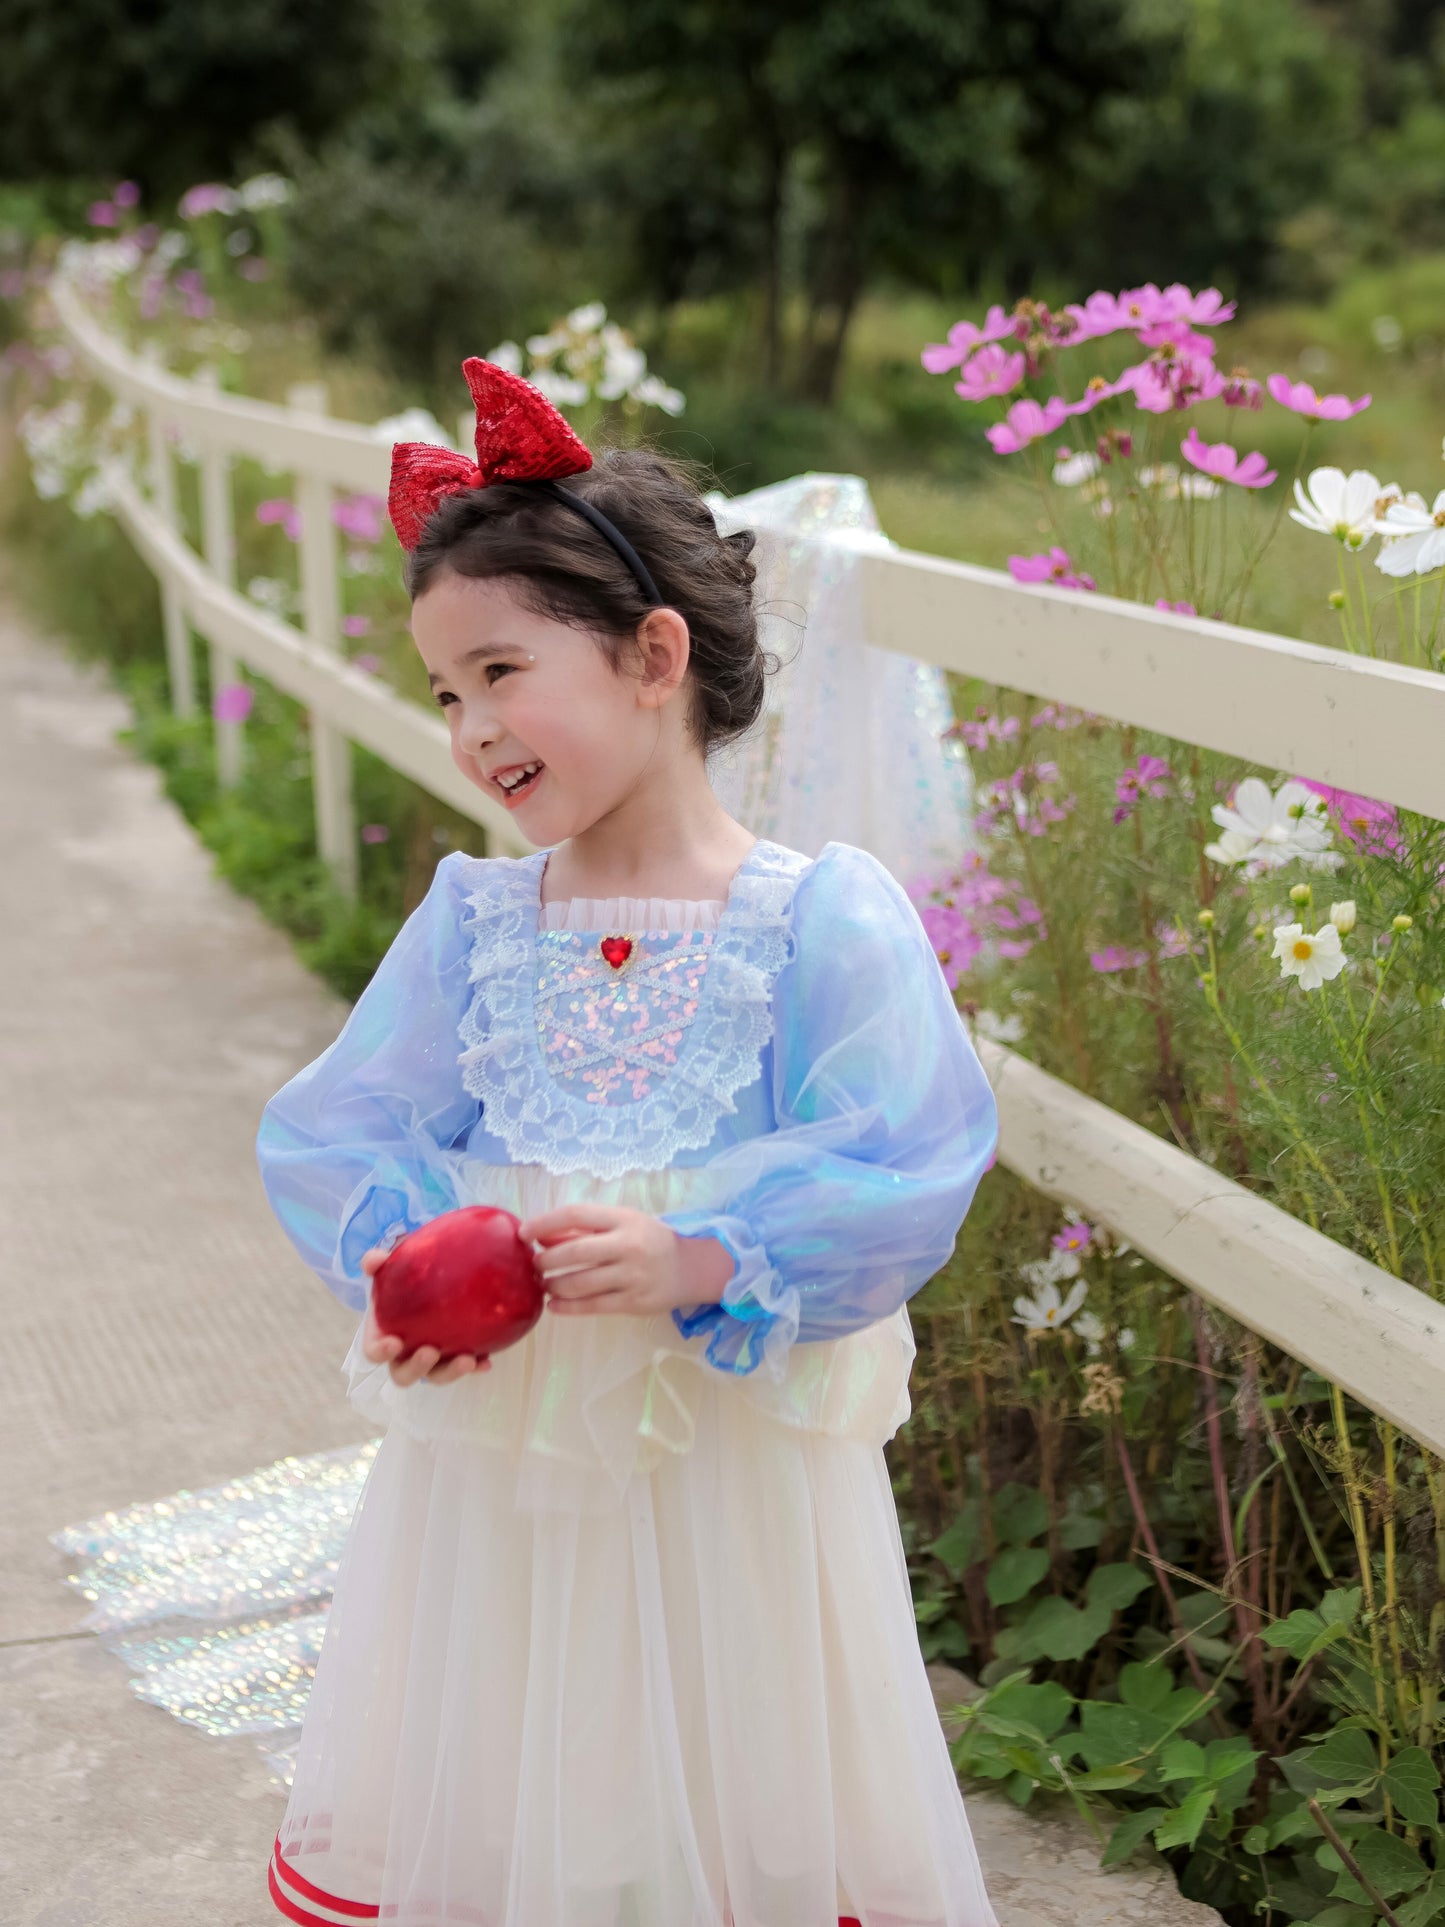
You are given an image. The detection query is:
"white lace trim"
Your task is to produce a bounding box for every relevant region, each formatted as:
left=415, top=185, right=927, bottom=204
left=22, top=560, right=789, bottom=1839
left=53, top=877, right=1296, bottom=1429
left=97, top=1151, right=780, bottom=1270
left=539, top=895, right=724, bottom=935
left=455, top=840, right=812, bottom=1180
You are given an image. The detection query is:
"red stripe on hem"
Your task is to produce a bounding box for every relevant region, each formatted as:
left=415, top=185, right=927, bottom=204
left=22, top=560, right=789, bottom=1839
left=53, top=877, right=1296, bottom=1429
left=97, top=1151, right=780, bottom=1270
left=271, top=1837, right=380, bottom=1919
left=269, top=1860, right=336, bottom=1927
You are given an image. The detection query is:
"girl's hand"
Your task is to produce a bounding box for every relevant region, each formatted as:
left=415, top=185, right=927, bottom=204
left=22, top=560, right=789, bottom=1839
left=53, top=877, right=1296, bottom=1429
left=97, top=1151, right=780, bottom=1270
left=357, top=1247, right=494, bottom=1387
left=517, top=1204, right=735, bottom=1319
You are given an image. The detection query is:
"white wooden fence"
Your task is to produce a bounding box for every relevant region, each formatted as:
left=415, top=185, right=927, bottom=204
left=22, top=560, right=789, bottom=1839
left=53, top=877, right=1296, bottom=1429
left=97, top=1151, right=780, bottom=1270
left=50, top=268, right=1445, bottom=1458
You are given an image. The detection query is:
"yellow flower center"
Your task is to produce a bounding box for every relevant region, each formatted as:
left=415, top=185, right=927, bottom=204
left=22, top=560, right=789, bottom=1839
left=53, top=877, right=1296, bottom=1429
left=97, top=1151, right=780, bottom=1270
left=1293, top=938, right=1313, bottom=960
left=1435, top=509, right=1445, bottom=528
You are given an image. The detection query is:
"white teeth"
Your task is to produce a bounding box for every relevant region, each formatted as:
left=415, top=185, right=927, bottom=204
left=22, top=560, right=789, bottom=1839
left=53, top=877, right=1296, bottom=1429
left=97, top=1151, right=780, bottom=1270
left=498, top=762, right=541, bottom=792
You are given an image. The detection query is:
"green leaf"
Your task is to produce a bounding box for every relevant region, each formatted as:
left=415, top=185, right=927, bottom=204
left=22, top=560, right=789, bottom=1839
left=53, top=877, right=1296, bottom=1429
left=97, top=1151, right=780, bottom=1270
left=984, top=1679, right=1075, bottom=1740
left=1382, top=1748, right=1441, bottom=1828
left=1004, top=1770, right=1036, bottom=1809
left=1101, top=1806, right=1169, bottom=1869
left=1160, top=1739, right=1209, bottom=1783
left=1241, top=1824, right=1269, bottom=1854
left=986, top=1545, right=1050, bottom=1606
left=1153, top=1784, right=1217, bottom=1850
left=1058, top=1500, right=1106, bottom=1550
left=1311, top=1727, right=1383, bottom=1788
left=1306, top=1908, right=1374, bottom=1927
left=1262, top=1608, right=1352, bottom=1664
left=1329, top=1826, right=1430, bottom=1903
left=991, top=1483, right=1049, bottom=1547
left=1118, top=1661, right=1175, bottom=1712
left=1016, top=1594, right=1112, bottom=1664
left=1072, top=1765, right=1146, bottom=1791
left=1086, top=1562, right=1153, bottom=1612
left=1319, top=1587, right=1363, bottom=1627
left=1397, top=1873, right=1445, bottom=1927
left=930, top=1503, right=982, bottom=1576
left=1076, top=1701, right=1171, bottom=1771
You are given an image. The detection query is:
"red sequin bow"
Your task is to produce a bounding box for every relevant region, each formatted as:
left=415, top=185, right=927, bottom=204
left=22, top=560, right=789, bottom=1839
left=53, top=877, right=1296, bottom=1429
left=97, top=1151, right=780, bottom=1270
left=387, top=357, right=593, bottom=551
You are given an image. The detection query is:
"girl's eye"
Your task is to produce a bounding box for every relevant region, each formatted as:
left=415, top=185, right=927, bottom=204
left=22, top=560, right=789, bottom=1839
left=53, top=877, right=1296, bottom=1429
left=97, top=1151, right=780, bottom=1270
left=435, top=691, right=457, bottom=708
left=434, top=662, right=516, bottom=709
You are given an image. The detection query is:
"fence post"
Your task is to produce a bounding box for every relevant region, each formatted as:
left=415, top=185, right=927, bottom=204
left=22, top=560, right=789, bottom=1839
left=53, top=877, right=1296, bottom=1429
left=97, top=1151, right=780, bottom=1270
left=194, top=368, right=244, bottom=789
left=140, top=344, right=196, bottom=718
left=288, top=380, right=358, bottom=900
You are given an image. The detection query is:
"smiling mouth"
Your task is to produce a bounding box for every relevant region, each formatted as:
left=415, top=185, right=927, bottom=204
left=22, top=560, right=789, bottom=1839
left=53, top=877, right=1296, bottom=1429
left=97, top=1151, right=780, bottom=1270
left=492, top=760, right=544, bottom=806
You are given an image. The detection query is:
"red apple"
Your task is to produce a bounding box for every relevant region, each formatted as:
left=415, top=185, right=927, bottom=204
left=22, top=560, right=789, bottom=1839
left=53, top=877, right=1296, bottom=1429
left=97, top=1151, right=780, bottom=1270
left=372, top=1206, right=543, bottom=1362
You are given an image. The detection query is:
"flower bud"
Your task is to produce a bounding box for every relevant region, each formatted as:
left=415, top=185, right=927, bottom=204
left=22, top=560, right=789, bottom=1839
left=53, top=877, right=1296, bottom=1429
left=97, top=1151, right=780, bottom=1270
left=1289, top=882, right=1311, bottom=903
left=1197, top=908, right=1215, bottom=928
left=1393, top=913, right=1414, bottom=932
left=1252, top=924, right=1268, bottom=941
left=1328, top=589, right=1346, bottom=610
left=1329, top=900, right=1357, bottom=933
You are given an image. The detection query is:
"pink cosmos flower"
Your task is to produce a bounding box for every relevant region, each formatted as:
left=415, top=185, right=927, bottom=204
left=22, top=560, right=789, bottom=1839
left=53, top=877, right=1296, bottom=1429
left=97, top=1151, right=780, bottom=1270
left=88, top=201, right=118, bottom=227
left=921, top=306, right=1019, bottom=374
left=1090, top=945, right=1149, bottom=973
left=1052, top=1222, right=1094, bottom=1253
left=1266, top=374, right=1371, bottom=422
left=353, top=653, right=383, bottom=675
left=1135, top=318, right=1218, bottom=359
left=1127, top=352, right=1222, bottom=413
left=212, top=682, right=253, bottom=724
left=1297, top=779, right=1403, bottom=857
left=918, top=904, right=983, bottom=987
left=1154, top=598, right=1197, bottom=615
left=1062, top=373, right=1136, bottom=418
left=1113, top=754, right=1172, bottom=825
left=1008, top=547, right=1096, bottom=591
left=256, top=498, right=303, bottom=542
left=361, top=824, right=391, bottom=845
left=114, top=181, right=141, bottom=209
left=1030, top=702, right=1090, bottom=730
left=179, top=183, right=236, bottom=219
left=1181, top=427, right=1276, bottom=489
left=331, top=493, right=387, bottom=543
left=997, top=938, right=1035, bottom=961
left=946, top=712, right=1020, bottom=751
left=341, top=615, right=372, bottom=639
left=955, top=343, right=1026, bottom=402
left=1156, top=921, right=1191, bottom=959
left=0, top=269, right=25, bottom=300
left=987, top=396, right=1070, bottom=454
left=1219, top=371, right=1263, bottom=410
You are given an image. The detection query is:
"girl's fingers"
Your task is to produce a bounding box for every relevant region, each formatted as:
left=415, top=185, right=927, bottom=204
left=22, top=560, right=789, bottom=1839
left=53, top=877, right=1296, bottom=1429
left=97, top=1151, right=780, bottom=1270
left=391, top=1344, right=441, bottom=1386
left=544, top=1263, right=626, bottom=1303
left=534, top=1232, right=619, bottom=1278
left=549, top=1290, right=637, bottom=1316
left=518, top=1203, right=624, bottom=1245
left=426, top=1354, right=492, bottom=1384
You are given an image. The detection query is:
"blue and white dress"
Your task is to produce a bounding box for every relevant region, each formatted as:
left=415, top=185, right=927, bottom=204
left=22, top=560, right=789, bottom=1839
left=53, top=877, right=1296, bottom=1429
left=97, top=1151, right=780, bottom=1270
left=255, top=836, right=999, bottom=1927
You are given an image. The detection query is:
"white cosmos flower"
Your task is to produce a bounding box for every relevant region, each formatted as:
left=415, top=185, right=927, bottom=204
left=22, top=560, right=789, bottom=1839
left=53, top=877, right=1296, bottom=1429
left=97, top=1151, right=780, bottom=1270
left=1053, top=449, right=1102, bottom=486
left=1205, top=778, right=1338, bottom=873
left=530, top=368, right=590, bottom=408
left=1073, top=1312, right=1137, bottom=1356
left=1018, top=1247, right=1083, bottom=1290
left=1329, top=900, right=1357, bottom=933
left=974, top=1008, right=1026, bottom=1044
left=567, top=300, right=608, bottom=333
left=372, top=407, right=453, bottom=448
left=1012, top=1277, right=1088, bottom=1334
left=1375, top=488, right=1445, bottom=577
left=1289, top=467, right=1382, bottom=548
left=1272, top=921, right=1347, bottom=990
left=485, top=339, right=524, bottom=375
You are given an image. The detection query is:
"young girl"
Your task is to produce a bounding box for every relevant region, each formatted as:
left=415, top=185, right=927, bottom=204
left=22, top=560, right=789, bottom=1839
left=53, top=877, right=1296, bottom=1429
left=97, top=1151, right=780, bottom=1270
left=256, top=359, right=1000, bottom=1927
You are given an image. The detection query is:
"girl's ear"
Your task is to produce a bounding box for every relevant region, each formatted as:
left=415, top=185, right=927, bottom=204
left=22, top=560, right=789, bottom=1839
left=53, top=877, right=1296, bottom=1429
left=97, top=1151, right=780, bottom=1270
left=634, top=607, right=692, bottom=710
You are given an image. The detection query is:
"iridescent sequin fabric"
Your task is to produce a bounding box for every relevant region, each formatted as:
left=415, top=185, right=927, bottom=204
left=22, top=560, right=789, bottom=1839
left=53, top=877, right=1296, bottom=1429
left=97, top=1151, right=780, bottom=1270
left=534, top=930, right=715, bottom=1106
left=53, top=1443, right=376, bottom=1783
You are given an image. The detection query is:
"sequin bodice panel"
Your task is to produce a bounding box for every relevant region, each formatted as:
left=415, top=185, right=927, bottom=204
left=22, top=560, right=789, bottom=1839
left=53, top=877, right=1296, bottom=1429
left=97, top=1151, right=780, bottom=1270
left=534, top=928, right=717, bottom=1108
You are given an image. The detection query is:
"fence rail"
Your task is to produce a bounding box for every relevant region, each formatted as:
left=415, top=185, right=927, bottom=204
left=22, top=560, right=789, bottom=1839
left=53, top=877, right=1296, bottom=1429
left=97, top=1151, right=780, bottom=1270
left=50, top=268, right=1445, bottom=1457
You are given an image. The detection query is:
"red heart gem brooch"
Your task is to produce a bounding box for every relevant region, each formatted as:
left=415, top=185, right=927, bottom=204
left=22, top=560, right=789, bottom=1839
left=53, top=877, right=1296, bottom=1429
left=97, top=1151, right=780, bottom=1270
left=600, top=935, right=635, bottom=971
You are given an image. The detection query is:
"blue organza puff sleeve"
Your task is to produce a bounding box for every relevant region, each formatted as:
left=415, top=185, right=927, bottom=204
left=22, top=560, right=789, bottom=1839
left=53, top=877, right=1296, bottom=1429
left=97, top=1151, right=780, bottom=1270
left=664, top=842, right=999, bottom=1378
left=255, top=854, right=477, bottom=1312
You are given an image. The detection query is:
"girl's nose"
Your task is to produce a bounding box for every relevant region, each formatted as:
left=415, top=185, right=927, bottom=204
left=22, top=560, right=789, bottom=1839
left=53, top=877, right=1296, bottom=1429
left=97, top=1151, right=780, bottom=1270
left=456, top=702, right=499, bottom=759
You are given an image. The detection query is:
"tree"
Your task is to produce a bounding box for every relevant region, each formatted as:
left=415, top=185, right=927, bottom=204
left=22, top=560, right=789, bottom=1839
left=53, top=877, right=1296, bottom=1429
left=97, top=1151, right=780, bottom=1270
left=567, top=0, right=1182, bottom=403
left=0, top=0, right=390, bottom=196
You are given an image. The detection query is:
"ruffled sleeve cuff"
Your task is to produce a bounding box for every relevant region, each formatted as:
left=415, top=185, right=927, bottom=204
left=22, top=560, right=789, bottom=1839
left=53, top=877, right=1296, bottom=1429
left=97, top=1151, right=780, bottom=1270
left=663, top=1210, right=801, bottom=1379
left=336, top=1163, right=459, bottom=1292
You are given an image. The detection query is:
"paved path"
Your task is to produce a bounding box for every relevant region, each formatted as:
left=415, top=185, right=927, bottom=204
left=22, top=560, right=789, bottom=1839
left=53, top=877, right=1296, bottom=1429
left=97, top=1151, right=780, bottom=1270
left=0, top=590, right=1218, bottom=1926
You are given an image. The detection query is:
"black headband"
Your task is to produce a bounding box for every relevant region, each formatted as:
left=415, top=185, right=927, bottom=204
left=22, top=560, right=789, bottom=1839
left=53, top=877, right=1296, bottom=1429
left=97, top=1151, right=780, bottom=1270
left=532, top=479, right=663, bottom=608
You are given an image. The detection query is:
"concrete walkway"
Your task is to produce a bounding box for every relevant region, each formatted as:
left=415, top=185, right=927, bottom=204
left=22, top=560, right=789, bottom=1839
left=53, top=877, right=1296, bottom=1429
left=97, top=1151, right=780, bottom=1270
left=0, top=592, right=1218, bottom=1926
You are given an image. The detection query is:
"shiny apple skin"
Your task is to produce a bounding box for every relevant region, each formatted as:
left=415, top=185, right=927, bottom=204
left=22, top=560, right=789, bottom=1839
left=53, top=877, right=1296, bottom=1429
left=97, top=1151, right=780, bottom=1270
left=371, top=1206, right=543, bottom=1362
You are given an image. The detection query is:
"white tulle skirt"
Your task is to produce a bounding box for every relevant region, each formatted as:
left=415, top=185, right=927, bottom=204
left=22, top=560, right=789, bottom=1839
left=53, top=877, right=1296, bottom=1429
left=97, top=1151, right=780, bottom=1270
left=269, top=1160, right=996, bottom=1927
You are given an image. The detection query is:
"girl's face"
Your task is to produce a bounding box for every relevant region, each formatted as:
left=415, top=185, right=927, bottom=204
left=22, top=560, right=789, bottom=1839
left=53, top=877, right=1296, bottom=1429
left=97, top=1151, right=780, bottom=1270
left=411, top=570, right=689, bottom=846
